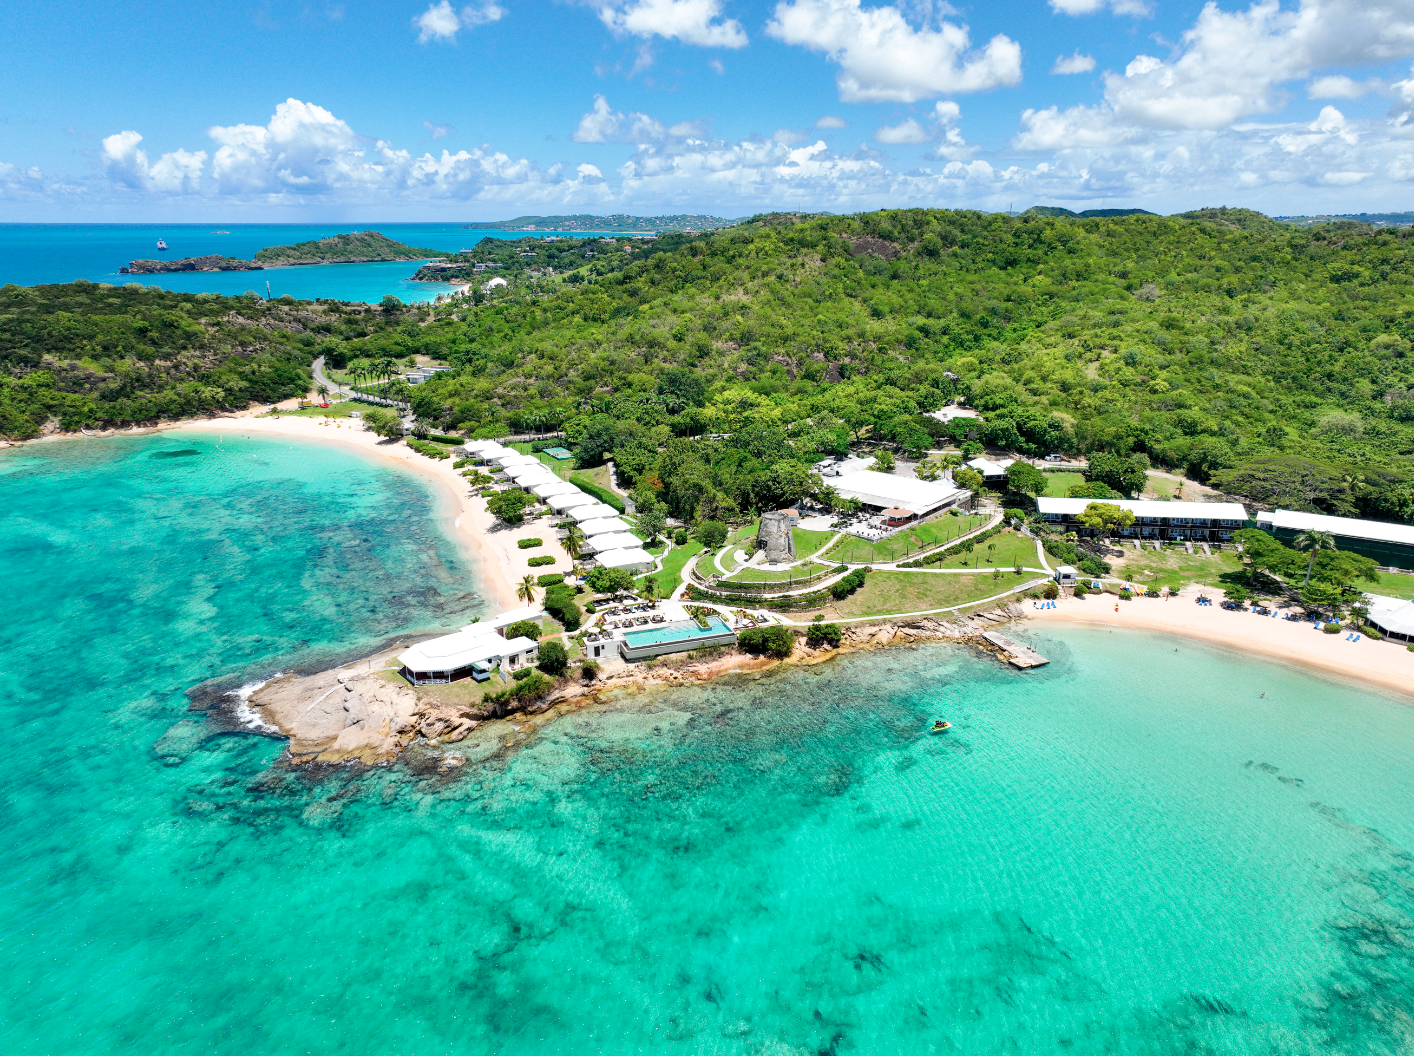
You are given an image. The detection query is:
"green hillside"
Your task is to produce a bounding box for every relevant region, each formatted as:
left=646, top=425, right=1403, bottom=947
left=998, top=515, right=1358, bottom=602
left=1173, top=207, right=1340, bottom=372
left=376, top=207, right=1414, bottom=523
left=461, top=214, right=737, bottom=232
left=254, top=231, right=443, bottom=265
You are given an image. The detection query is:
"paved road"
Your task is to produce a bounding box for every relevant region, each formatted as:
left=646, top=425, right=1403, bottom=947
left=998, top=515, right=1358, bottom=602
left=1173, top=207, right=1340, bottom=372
left=310, top=356, right=351, bottom=397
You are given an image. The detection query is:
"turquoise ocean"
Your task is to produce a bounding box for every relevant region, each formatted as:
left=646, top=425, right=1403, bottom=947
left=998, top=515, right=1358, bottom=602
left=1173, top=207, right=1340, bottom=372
left=0, top=223, right=605, bottom=304
left=3, top=432, right=1414, bottom=1054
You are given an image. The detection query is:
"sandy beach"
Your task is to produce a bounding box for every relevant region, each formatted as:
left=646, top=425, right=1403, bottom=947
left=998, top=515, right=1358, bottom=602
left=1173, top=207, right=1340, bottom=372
left=175, top=412, right=546, bottom=614
left=1030, top=591, right=1414, bottom=700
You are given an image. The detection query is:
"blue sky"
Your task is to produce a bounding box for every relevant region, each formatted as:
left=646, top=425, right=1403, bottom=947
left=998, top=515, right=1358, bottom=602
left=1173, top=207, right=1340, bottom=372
left=5, top=0, right=1414, bottom=219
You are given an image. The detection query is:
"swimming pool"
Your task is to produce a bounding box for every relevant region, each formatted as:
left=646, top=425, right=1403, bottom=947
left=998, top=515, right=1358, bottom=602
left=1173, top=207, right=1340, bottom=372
left=620, top=616, right=737, bottom=659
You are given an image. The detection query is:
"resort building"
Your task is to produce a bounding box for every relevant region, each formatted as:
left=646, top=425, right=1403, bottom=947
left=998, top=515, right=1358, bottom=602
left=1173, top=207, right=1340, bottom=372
left=505, top=463, right=552, bottom=483
left=397, top=627, right=539, bottom=685
left=577, top=516, right=633, bottom=536
left=965, top=456, right=1016, bottom=483
left=462, top=440, right=509, bottom=460
left=1255, top=509, right=1414, bottom=569
left=823, top=468, right=970, bottom=521
left=567, top=503, right=621, bottom=522
left=1366, top=596, right=1414, bottom=643
left=493, top=452, right=539, bottom=469
left=1036, top=498, right=1250, bottom=542
left=531, top=480, right=579, bottom=500
left=404, top=365, right=452, bottom=385
left=595, top=547, right=654, bottom=574
left=548, top=491, right=594, bottom=514
left=582, top=531, right=642, bottom=554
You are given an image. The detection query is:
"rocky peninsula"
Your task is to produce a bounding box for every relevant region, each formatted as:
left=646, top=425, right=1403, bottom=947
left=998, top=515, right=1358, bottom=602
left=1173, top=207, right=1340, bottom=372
left=121, top=254, right=261, bottom=274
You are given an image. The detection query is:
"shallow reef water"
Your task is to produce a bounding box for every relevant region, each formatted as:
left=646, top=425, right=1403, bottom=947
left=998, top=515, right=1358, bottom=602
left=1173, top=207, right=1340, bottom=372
left=3, top=436, right=1414, bottom=1054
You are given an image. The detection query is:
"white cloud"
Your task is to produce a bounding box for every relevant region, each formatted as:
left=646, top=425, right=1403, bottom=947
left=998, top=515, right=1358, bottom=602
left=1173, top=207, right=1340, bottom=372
left=1013, top=105, right=1135, bottom=150
left=875, top=117, right=929, bottom=143
left=1049, top=0, right=1152, bottom=15
left=1321, top=169, right=1370, bottom=183
left=414, top=1, right=504, bottom=44
left=572, top=95, right=682, bottom=143
left=765, top=0, right=1022, bottom=103
left=597, top=0, right=748, bottom=48
left=815, top=114, right=847, bottom=128
left=708, top=57, right=725, bottom=73
left=1308, top=74, right=1371, bottom=98
left=101, top=131, right=206, bottom=193
left=423, top=120, right=451, bottom=139
left=1053, top=51, right=1096, bottom=74
left=578, top=163, right=605, bottom=178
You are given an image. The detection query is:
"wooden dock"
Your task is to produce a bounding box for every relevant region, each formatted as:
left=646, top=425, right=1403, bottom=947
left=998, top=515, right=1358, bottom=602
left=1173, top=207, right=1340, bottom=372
left=980, top=631, right=1050, bottom=669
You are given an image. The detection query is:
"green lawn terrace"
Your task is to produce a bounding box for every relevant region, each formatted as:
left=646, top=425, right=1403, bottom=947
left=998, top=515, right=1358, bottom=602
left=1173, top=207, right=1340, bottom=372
left=823, top=511, right=991, bottom=565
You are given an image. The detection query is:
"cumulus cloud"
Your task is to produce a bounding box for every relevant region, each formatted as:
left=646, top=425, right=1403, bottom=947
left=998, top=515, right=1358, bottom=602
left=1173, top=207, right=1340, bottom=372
left=1053, top=51, right=1096, bottom=74
left=1049, top=0, right=1152, bottom=15
left=765, top=0, right=1021, bottom=103
left=571, top=95, right=707, bottom=143
left=816, top=114, right=847, bottom=128
left=875, top=117, right=929, bottom=143
left=101, top=131, right=206, bottom=193
left=1308, top=74, right=1372, bottom=98
left=424, top=120, right=451, bottom=139
left=414, top=1, right=504, bottom=44
left=597, top=0, right=748, bottom=48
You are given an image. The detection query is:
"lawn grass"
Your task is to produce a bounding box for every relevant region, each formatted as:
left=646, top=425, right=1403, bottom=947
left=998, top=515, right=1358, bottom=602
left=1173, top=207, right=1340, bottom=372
left=792, top=527, right=837, bottom=557
left=823, top=512, right=990, bottom=564
left=1367, top=570, right=1414, bottom=599
left=636, top=537, right=704, bottom=592
left=722, top=560, right=832, bottom=584
left=800, top=569, right=1038, bottom=620
left=930, top=529, right=1039, bottom=571
left=1109, top=546, right=1243, bottom=591
left=1042, top=471, right=1086, bottom=497
left=269, top=402, right=359, bottom=419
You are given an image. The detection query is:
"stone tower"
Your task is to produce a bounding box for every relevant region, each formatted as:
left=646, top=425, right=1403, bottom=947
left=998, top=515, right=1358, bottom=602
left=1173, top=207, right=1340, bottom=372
left=757, top=511, right=796, bottom=563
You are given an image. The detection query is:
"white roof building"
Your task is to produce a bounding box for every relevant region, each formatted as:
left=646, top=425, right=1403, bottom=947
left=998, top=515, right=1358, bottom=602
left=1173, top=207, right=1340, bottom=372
left=1036, top=498, right=1249, bottom=522
left=583, top=531, right=643, bottom=554
left=567, top=503, right=621, bottom=522
left=1366, top=596, right=1414, bottom=641
left=473, top=606, right=543, bottom=633
left=965, top=456, right=1016, bottom=479
left=596, top=546, right=654, bottom=574
left=505, top=463, right=551, bottom=482
left=578, top=516, right=632, bottom=536
left=462, top=440, right=507, bottom=458
left=547, top=490, right=594, bottom=513
left=396, top=628, right=539, bottom=683
left=531, top=479, right=579, bottom=499
left=826, top=469, right=968, bottom=518
left=1255, top=509, right=1414, bottom=549
left=493, top=452, right=539, bottom=468
left=926, top=405, right=981, bottom=423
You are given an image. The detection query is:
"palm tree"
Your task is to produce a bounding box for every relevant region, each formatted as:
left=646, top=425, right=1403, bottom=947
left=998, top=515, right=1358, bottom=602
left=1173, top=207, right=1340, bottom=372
left=517, top=575, right=538, bottom=605
left=1293, top=529, right=1337, bottom=587
left=316, top=384, right=328, bottom=404
left=562, top=525, right=584, bottom=559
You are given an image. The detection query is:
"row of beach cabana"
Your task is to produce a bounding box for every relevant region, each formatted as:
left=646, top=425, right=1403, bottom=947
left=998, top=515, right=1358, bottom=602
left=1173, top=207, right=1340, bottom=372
left=461, top=440, right=655, bottom=574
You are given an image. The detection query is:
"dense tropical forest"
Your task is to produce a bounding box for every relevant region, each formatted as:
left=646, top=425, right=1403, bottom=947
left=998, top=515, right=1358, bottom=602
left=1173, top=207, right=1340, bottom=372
left=6, top=207, right=1414, bottom=524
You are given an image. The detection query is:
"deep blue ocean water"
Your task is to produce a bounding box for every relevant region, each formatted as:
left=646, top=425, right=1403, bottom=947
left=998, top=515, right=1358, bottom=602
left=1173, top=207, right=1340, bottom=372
left=3, top=433, right=1414, bottom=1054
left=0, top=223, right=609, bottom=303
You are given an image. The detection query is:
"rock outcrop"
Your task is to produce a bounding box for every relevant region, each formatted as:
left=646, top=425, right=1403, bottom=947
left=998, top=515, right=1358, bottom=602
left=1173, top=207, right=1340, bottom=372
left=121, top=255, right=262, bottom=274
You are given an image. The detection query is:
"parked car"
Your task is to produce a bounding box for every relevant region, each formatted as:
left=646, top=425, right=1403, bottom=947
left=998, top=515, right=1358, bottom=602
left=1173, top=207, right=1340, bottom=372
left=1044, top=454, right=1064, bottom=462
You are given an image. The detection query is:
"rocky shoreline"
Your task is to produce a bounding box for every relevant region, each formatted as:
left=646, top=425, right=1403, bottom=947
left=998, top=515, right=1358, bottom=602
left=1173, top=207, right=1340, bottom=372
left=238, top=605, right=1031, bottom=769
left=121, top=254, right=262, bottom=274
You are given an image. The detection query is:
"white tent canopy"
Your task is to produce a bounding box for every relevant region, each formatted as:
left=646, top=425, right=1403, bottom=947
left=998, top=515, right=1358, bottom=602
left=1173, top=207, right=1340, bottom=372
left=578, top=516, right=632, bottom=536
left=493, top=452, right=539, bottom=468
left=595, top=547, right=654, bottom=574
left=547, top=491, right=594, bottom=513
left=567, top=503, right=620, bottom=522
left=462, top=440, right=508, bottom=458
left=505, top=463, right=552, bottom=482
left=583, top=531, right=642, bottom=554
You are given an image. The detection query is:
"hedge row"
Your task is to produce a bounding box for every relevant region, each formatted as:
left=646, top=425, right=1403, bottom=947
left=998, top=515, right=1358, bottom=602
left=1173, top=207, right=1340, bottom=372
left=527, top=555, right=556, bottom=567
left=544, top=583, right=583, bottom=631
left=406, top=438, right=450, bottom=459
left=568, top=475, right=625, bottom=513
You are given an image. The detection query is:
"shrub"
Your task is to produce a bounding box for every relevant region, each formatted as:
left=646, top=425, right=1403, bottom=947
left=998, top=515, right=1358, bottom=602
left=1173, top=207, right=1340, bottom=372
left=536, top=639, right=569, bottom=676
left=581, top=660, right=601, bottom=680
left=674, top=528, right=689, bottom=545
left=1118, top=588, right=1133, bottom=600
left=696, top=519, right=729, bottom=549
left=805, top=622, right=842, bottom=648
left=407, top=438, right=451, bottom=458
left=1043, top=581, right=1059, bottom=599
left=511, top=666, right=535, bottom=681
left=1323, top=622, right=1341, bottom=634
left=527, top=555, right=556, bottom=567
left=536, top=572, right=565, bottom=586
left=503, top=619, right=541, bottom=641
left=517, top=538, right=543, bottom=549
left=543, top=585, right=582, bottom=631
left=1073, top=581, right=1089, bottom=597
left=585, top=565, right=636, bottom=594
left=1360, top=625, right=1384, bottom=641
left=829, top=566, right=870, bottom=600
left=487, top=489, right=531, bottom=525
left=738, top=625, right=795, bottom=659
left=361, top=407, right=403, bottom=438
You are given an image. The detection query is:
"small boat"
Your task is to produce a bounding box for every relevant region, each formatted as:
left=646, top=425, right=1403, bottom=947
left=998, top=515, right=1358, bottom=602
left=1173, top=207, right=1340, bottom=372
left=156, top=239, right=168, bottom=251
left=930, top=721, right=951, bottom=733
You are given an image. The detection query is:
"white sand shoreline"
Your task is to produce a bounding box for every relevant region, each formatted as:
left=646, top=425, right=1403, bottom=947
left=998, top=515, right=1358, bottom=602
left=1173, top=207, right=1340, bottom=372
left=1029, top=592, right=1414, bottom=701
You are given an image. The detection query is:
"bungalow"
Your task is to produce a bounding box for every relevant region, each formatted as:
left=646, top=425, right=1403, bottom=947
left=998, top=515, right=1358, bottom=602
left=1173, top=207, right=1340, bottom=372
left=567, top=503, right=622, bottom=523
left=583, top=531, right=642, bottom=554
left=1036, top=497, right=1250, bottom=542
left=965, top=456, right=1016, bottom=483
left=547, top=490, right=595, bottom=514
left=397, top=626, right=539, bottom=685
left=596, top=546, right=654, bottom=574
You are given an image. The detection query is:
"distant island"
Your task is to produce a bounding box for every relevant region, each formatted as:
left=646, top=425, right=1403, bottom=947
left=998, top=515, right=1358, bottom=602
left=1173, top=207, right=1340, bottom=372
left=461, top=214, right=737, bottom=233
left=253, top=230, right=444, bottom=265
left=1276, top=212, right=1414, bottom=228
left=121, top=254, right=262, bottom=275
left=121, top=231, right=444, bottom=275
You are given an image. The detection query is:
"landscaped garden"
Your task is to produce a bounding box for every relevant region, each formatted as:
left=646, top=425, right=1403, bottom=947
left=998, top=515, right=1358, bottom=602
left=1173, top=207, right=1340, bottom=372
left=823, top=512, right=990, bottom=564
